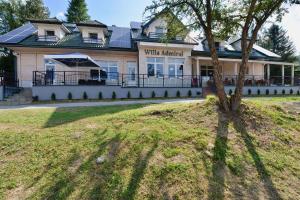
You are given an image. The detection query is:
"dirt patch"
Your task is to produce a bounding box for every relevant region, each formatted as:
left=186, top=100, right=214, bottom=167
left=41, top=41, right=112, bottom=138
left=147, top=109, right=175, bottom=117
left=5, top=185, right=35, bottom=200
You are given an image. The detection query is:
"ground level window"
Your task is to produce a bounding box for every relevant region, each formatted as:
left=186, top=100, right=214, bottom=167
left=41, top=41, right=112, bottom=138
left=168, top=58, right=184, bottom=78
left=146, top=57, right=164, bottom=77
left=97, top=61, right=119, bottom=80
left=201, top=65, right=214, bottom=77
left=44, top=59, right=55, bottom=82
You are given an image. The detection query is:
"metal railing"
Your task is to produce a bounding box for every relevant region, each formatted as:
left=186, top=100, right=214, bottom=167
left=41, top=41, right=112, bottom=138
left=148, top=32, right=184, bottom=41
left=82, top=37, right=104, bottom=44
left=32, top=71, right=202, bottom=88
left=37, top=35, right=59, bottom=42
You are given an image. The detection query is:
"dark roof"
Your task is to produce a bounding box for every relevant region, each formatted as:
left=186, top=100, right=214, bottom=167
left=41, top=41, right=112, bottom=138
left=29, top=18, right=62, bottom=25
left=130, top=21, right=142, bottom=30
left=191, top=50, right=282, bottom=61
left=76, top=20, right=107, bottom=28
left=108, top=26, right=132, bottom=48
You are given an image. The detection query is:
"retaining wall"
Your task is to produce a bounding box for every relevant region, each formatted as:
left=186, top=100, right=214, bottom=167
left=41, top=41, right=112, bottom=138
left=0, top=86, right=3, bottom=101
left=32, top=86, right=203, bottom=101
left=225, top=86, right=300, bottom=95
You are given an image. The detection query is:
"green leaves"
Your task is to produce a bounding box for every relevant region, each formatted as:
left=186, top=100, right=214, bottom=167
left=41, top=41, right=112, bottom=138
left=66, top=0, right=90, bottom=23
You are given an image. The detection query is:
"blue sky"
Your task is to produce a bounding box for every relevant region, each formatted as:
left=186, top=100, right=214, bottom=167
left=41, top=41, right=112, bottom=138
left=44, top=0, right=300, bottom=53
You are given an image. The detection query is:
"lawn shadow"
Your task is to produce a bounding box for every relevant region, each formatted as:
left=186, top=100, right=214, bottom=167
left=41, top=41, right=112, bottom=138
left=44, top=104, right=148, bottom=128
left=232, top=114, right=282, bottom=200
left=208, top=110, right=230, bottom=200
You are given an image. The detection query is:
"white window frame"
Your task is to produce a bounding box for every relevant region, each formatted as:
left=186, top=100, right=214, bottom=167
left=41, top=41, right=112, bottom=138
left=97, top=60, right=119, bottom=80
left=146, top=57, right=164, bottom=77
left=168, top=58, right=184, bottom=78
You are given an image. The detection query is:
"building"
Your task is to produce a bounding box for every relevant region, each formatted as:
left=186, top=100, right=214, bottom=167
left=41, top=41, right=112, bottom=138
left=0, top=12, right=298, bottom=101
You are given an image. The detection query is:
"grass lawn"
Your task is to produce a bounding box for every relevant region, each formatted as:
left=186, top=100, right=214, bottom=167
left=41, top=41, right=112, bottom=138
left=0, top=97, right=299, bottom=199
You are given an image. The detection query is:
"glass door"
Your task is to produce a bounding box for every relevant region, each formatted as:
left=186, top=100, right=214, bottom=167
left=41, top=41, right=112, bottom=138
left=127, top=62, right=137, bottom=86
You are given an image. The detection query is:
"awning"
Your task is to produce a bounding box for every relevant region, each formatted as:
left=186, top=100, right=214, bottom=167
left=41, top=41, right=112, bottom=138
left=44, top=53, right=101, bottom=68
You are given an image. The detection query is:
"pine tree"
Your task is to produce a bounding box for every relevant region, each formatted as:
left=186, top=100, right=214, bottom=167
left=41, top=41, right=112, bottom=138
left=20, top=0, right=50, bottom=22
left=66, top=0, right=90, bottom=23
left=259, top=24, right=297, bottom=62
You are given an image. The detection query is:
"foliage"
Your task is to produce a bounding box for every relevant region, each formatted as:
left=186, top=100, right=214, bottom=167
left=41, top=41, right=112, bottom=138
left=68, top=92, right=73, bottom=100
left=65, top=0, right=90, bottom=23
left=151, top=91, right=156, bottom=98
left=188, top=90, right=192, bottom=97
left=51, top=93, right=56, bottom=101
left=127, top=91, right=131, bottom=99
left=176, top=90, right=181, bottom=98
left=112, top=91, right=116, bottom=99
left=164, top=90, right=168, bottom=98
left=248, top=89, right=252, bottom=95
left=266, top=89, right=270, bottom=95
left=99, top=92, right=103, bottom=100
left=257, top=89, right=261, bottom=95
left=139, top=91, right=143, bottom=99
left=83, top=91, right=88, bottom=100
left=259, top=24, right=297, bottom=62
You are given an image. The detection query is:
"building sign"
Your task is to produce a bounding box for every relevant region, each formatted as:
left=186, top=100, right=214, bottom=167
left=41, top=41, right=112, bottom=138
left=144, top=49, right=184, bottom=57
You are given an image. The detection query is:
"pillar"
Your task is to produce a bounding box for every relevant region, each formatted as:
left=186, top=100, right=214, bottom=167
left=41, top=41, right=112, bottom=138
left=291, top=65, right=295, bottom=86
left=196, top=59, right=199, bottom=77
left=234, top=63, right=238, bottom=75
left=267, top=64, right=270, bottom=85
left=282, top=65, right=285, bottom=86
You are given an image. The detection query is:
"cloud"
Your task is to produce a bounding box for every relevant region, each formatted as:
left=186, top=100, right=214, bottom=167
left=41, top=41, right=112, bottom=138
left=56, top=12, right=65, bottom=21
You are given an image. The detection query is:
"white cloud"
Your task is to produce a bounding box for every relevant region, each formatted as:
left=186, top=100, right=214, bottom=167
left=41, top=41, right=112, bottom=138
left=56, top=12, right=65, bottom=21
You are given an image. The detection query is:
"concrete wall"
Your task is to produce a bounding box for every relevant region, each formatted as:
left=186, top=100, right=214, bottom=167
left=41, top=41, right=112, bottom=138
left=32, top=86, right=203, bottom=101
left=0, top=86, right=3, bottom=101
left=225, top=86, right=300, bottom=95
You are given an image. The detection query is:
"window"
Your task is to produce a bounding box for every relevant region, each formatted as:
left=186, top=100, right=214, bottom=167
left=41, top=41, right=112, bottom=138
left=146, top=57, right=164, bottom=77
left=201, top=65, right=214, bottom=77
left=89, top=33, right=98, bottom=39
left=155, top=27, right=164, bottom=34
left=45, top=30, right=55, bottom=36
left=168, top=58, right=184, bottom=78
left=90, top=70, right=99, bottom=80
left=97, top=61, right=119, bottom=80
left=45, top=59, right=55, bottom=82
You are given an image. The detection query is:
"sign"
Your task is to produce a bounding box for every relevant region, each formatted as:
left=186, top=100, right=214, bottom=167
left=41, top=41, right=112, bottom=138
left=144, top=49, right=184, bottom=57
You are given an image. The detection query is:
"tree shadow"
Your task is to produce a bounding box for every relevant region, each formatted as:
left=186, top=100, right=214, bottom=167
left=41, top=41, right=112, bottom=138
left=120, top=141, right=159, bottom=200
left=208, top=110, right=230, bottom=200
left=232, top=115, right=282, bottom=200
left=44, top=104, right=149, bottom=128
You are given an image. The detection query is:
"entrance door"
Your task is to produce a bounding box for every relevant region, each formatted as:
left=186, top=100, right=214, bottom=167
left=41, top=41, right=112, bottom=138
left=127, top=62, right=137, bottom=86
left=201, top=66, right=214, bottom=87
left=45, top=61, right=55, bottom=85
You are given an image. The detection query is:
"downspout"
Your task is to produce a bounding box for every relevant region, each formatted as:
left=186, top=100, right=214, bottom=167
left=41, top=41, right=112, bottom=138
left=137, top=42, right=140, bottom=87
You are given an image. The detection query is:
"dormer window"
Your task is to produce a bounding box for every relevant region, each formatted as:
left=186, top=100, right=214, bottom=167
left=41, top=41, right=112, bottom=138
left=155, top=27, right=164, bottom=34
left=149, top=27, right=166, bottom=39
left=83, top=32, right=103, bottom=44
left=37, top=30, right=58, bottom=42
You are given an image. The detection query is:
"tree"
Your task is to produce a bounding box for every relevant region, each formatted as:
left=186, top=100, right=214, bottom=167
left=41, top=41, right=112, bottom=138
left=146, top=0, right=299, bottom=113
left=259, top=24, right=297, bottom=62
left=66, top=0, right=90, bottom=23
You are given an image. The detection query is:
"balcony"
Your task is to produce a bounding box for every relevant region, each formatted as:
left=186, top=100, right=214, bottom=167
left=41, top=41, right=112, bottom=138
left=82, top=37, right=104, bottom=44
left=148, top=32, right=166, bottom=39
left=37, top=35, right=59, bottom=42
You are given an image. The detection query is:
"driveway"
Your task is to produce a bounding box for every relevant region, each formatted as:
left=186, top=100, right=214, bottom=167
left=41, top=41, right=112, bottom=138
left=0, top=98, right=205, bottom=110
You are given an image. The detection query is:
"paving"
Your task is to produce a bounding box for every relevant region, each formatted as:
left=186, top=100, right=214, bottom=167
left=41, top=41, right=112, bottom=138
left=0, top=98, right=205, bottom=110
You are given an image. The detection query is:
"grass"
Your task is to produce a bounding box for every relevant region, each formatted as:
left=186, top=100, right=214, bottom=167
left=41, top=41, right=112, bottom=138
left=0, top=97, right=299, bottom=199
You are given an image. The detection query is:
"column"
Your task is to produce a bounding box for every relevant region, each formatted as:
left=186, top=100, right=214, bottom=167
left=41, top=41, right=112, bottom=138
left=291, top=65, right=295, bottom=86
left=267, top=64, right=270, bottom=85
left=282, top=65, right=285, bottom=86
left=234, top=63, right=238, bottom=75
left=196, top=59, right=199, bottom=77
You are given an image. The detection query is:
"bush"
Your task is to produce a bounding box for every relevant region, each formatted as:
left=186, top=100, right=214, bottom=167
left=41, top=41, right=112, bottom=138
left=139, top=91, right=143, bottom=99
left=83, top=92, right=88, bottom=100
left=112, top=91, right=116, bottom=99
left=164, top=90, right=168, bottom=98
left=274, top=89, right=277, bottom=95
left=151, top=91, right=156, bottom=98
left=248, top=89, right=252, bottom=95
left=290, top=89, right=293, bottom=95
left=68, top=92, right=72, bottom=100
left=127, top=91, right=131, bottom=99
left=282, top=89, right=285, bottom=95
left=266, top=89, right=269, bottom=95
left=176, top=90, right=181, bottom=98
left=229, top=89, right=233, bottom=95
left=298, top=90, right=300, bottom=95
left=32, top=96, right=39, bottom=101
left=51, top=93, right=56, bottom=101
left=257, top=89, right=260, bottom=95
left=99, top=92, right=103, bottom=99
left=188, top=90, right=192, bottom=97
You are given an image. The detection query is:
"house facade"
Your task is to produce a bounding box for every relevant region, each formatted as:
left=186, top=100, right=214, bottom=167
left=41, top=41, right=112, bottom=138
left=0, top=12, right=298, bottom=100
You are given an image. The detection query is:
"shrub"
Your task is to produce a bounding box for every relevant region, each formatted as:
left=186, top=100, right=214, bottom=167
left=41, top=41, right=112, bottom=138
left=282, top=89, right=285, bottom=95
left=151, top=91, right=156, bottom=98
left=164, top=90, right=168, bottom=98
left=297, top=90, right=300, bottom=95
left=248, top=89, right=252, bottom=95
left=83, top=92, right=88, bottom=100
left=229, top=89, right=233, bottom=95
left=266, top=89, right=269, bottom=95
left=290, top=89, right=293, bottom=95
left=139, top=91, right=143, bottom=99
left=112, top=91, right=116, bottom=99
left=68, top=92, right=72, bottom=100
left=98, top=92, right=103, bottom=99
left=32, top=96, right=39, bottom=101
left=127, top=91, right=131, bottom=99
left=176, top=90, right=181, bottom=98
left=188, top=90, right=192, bottom=97
left=51, top=93, right=56, bottom=101
left=257, top=89, right=260, bottom=95
left=274, top=89, right=277, bottom=95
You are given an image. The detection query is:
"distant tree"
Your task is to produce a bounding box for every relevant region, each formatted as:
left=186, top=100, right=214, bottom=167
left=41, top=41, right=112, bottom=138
left=259, top=24, right=297, bottom=62
left=19, top=0, right=50, bottom=22
left=66, top=0, right=90, bottom=23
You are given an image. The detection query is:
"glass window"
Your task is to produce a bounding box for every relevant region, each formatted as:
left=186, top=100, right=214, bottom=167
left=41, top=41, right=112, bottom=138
left=46, top=30, right=55, bottom=36
left=155, top=27, right=164, bottom=34
left=97, top=60, right=119, bottom=80
left=89, top=33, right=98, bottom=39
left=169, top=65, right=175, bottom=78
left=168, top=58, right=184, bottom=77
left=146, top=57, right=164, bottom=77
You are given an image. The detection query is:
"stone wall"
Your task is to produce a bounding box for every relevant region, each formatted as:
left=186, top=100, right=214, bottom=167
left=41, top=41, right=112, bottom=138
left=0, top=86, right=3, bottom=101
left=225, top=86, right=300, bottom=95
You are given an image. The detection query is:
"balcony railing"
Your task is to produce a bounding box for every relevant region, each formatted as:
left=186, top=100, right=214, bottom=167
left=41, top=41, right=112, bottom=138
left=37, top=35, right=59, bottom=42
left=148, top=32, right=166, bottom=39
left=32, top=71, right=202, bottom=88
left=82, top=37, right=104, bottom=44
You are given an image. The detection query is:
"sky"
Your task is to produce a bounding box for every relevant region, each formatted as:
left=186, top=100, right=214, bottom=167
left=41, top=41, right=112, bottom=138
left=44, top=0, right=300, bottom=53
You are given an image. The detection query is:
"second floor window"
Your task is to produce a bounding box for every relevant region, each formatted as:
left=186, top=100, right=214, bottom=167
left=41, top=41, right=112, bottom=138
left=155, top=27, right=164, bottom=34
left=89, top=33, right=98, bottom=39
left=45, top=30, right=55, bottom=36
